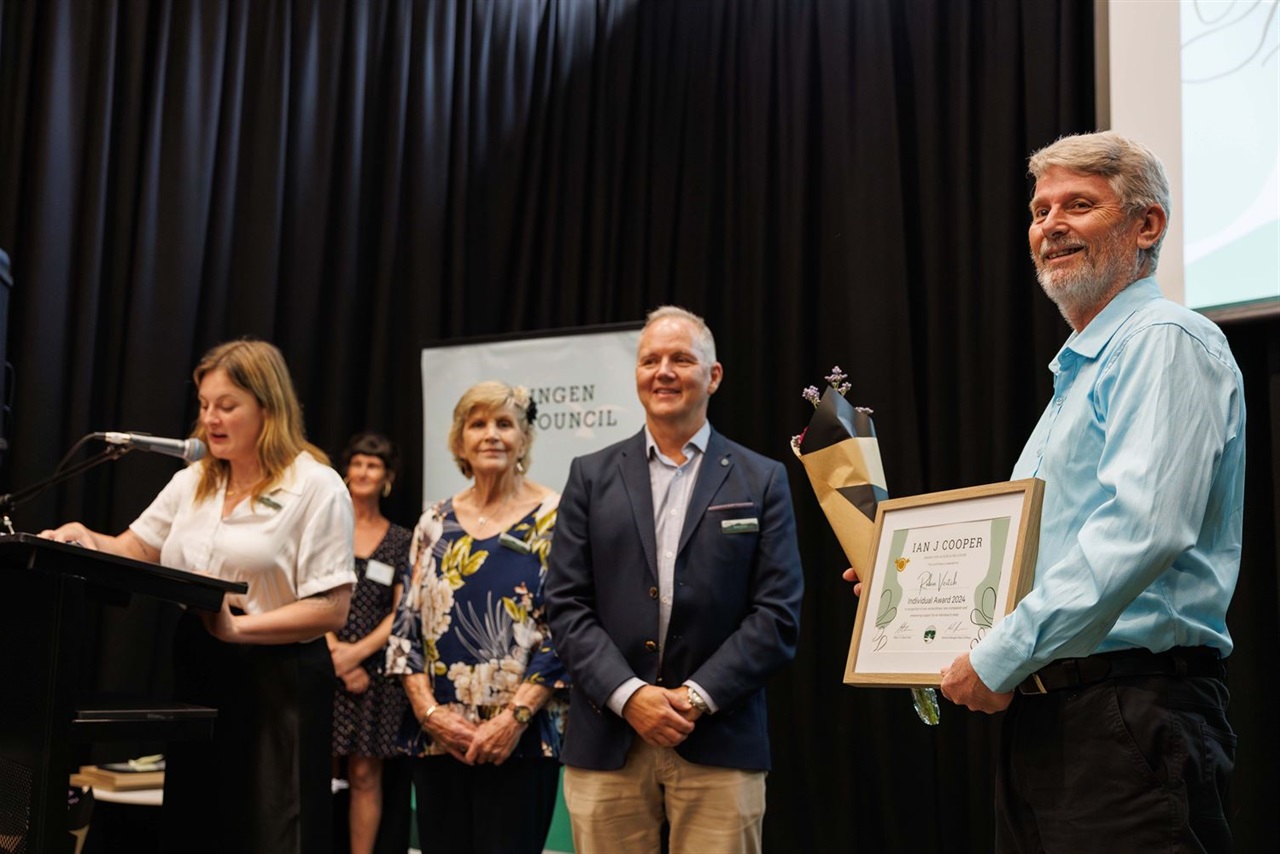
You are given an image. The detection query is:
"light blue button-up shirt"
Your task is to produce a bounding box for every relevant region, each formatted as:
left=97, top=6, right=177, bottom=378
left=970, top=278, right=1246, bottom=693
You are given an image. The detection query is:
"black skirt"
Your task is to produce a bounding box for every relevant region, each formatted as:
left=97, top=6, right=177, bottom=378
left=161, top=612, right=334, bottom=854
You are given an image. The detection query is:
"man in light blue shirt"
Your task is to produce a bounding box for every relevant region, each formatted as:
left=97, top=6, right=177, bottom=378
left=940, top=131, right=1245, bottom=852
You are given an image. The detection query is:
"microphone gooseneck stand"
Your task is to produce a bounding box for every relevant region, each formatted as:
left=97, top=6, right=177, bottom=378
left=0, top=441, right=133, bottom=535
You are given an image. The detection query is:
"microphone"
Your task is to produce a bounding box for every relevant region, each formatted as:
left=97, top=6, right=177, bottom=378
left=98, top=432, right=207, bottom=463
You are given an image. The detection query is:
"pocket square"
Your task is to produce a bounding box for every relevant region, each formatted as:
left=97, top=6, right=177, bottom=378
left=708, top=501, right=755, bottom=512
left=721, top=517, right=760, bottom=534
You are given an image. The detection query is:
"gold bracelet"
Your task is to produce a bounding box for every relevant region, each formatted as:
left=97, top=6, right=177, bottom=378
left=420, top=704, right=438, bottom=728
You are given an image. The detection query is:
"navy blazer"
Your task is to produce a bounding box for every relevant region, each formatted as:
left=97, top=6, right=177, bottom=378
left=546, top=427, right=804, bottom=771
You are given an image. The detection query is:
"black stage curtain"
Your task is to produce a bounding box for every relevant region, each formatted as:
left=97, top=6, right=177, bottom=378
left=1, top=1, right=1276, bottom=850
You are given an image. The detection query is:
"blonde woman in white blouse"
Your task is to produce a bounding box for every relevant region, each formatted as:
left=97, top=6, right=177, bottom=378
left=43, top=339, right=355, bottom=854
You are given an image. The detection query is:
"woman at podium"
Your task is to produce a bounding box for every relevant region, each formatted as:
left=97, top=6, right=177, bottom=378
left=41, top=338, right=356, bottom=854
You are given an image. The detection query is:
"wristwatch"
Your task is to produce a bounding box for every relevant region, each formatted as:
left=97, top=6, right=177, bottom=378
left=506, top=702, right=533, bottom=725
left=686, top=686, right=710, bottom=714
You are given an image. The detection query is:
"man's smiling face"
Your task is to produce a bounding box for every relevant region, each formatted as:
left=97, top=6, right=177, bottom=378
left=1028, top=165, right=1144, bottom=322
left=635, top=316, right=722, bottom=433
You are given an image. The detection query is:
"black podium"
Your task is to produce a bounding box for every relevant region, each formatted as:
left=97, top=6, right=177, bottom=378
left=0, top=534, right=246, bottom=854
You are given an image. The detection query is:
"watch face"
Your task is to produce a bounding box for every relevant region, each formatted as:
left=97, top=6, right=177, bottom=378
left=513, top=705, right=533, bottom=724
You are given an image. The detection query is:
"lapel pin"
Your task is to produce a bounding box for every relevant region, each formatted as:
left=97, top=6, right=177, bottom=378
left=720, top=457, right=729, bottom=466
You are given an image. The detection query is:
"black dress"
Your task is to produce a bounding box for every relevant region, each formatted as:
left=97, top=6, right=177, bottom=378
left=332, top=523, right=412, bottom=757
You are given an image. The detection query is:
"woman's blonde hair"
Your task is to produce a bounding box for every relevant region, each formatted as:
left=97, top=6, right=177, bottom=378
left=190, top=339, right=327, bottom=503
left=447, top=381, right=537, bottom=478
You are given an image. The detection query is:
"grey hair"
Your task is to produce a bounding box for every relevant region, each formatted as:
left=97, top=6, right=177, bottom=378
left=643, top=305, right=717, bottom=363
left=1028, top=131, right=1171, bottom=271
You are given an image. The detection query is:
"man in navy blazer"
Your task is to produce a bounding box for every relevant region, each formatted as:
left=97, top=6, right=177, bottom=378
left=546, top=305, right=804, bottom=854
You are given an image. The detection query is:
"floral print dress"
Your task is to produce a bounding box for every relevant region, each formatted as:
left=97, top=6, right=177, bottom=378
left=386, top=493, right=569, bottom=758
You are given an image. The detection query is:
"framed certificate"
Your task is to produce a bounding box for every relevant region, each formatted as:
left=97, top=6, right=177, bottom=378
left=844, top=478, right=1044, bottom=687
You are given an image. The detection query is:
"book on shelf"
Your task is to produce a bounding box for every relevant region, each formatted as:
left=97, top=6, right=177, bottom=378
left=71, top=765, right=164, bottom=791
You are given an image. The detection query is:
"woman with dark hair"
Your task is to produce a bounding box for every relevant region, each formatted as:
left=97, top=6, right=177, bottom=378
left=330, top=432, right=412, bottom=854
left=42, top=339, right=355, bottom=853
left=387, top=380, right=569, bottom=854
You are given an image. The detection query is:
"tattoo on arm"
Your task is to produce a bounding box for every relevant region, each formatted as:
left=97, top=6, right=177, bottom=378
left=303, top=588, right=342, bottom=610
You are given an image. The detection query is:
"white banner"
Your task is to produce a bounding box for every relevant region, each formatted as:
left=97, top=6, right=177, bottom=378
left=420, top=326, right=644, bottom=507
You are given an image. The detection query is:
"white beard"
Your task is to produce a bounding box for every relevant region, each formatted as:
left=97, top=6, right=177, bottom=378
left=1032, top=226, right=1142, bottom=323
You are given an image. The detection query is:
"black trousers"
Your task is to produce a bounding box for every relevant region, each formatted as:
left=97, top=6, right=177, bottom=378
left=411, top=755, right=561, bottom=854
left=161, top=613, right=335, bottom=854
left=997, top=675, right=1235, bottom=853
left=373, top=757, right=414, bottom=853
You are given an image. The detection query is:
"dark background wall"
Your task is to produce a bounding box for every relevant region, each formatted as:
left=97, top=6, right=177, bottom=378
left=0, top=1, right=1276, bottom=850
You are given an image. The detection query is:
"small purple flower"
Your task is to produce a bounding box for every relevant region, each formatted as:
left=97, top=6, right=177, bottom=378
left=801, top=385, right=821, bottom=407
left=789, top=429, right=808, bottom=458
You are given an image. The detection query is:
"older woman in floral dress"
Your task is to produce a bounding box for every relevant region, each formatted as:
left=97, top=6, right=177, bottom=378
left=386, top=381, right=567, bottom=854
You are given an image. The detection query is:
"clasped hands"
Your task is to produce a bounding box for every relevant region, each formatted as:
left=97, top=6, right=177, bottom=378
left=328, top=638, right=369, bottom=694
left=844, top=566, right=1011, bottom=714
left=622, top=684, right=702, bottom=748
left=420, top=705, right=527, bottom=766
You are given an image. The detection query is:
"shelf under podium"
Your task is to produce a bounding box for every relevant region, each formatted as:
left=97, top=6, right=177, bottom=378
left=72, top=698, right=216, bottom=743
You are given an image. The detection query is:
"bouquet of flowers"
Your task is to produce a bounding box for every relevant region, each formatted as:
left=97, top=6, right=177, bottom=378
left=790, top=367, right=887, bottom=581
left=792, top=367, right=939, bottom=725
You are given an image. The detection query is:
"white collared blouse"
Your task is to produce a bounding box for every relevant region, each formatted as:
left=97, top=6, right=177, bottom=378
left=130, top=450, right=356, bottom=620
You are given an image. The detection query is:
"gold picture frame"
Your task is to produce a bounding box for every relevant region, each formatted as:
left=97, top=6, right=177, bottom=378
left=845, top=478, right=1044, bottom=687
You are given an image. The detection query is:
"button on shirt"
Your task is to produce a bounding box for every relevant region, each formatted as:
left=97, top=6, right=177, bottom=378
left=649, top=422, right=709, bottom=650
left=970, top=278, right=1246, bottom=693
left=605, top=421, right=717, bottom=716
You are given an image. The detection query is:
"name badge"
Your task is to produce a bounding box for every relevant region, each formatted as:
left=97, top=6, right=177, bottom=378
left=500, top=532, right=532, bottom=554
left=365, top=559, right=395, bottom=586
left=721, top=518, right=759, bottom=534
